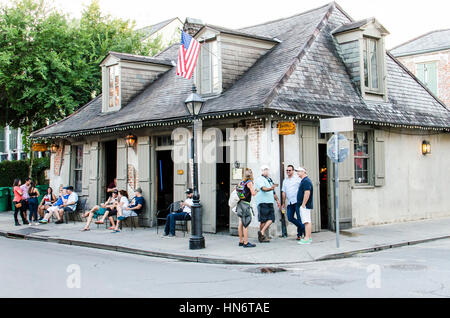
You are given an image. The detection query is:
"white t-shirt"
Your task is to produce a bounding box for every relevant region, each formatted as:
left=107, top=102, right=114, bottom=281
left=67, top=192, right=79, bottom=211
left=119, top=196, right=129, bottom=209
left=183, top=198, right=193, bottom=215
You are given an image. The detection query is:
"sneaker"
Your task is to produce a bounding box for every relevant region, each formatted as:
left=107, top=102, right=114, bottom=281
left=298, top=238, right=312, bottom=245
left=55, top=220, right=64, bottom=225
left=258, top=231, right=263, bottom=242
left=243, top=242, right=256, bottom=248
left=34, top=223, right=39, bottom=226
left=261, top=236, right=271, bottom=243
left=239, top=242, right=245, bottom=247
left=39, top=219, right=48, bottom=224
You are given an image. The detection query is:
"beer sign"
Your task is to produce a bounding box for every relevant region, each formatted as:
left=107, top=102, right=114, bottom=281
left=278, top=122, right=296, bottom=135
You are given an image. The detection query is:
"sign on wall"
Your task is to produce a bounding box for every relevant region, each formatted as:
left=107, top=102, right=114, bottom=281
left=278, top=122, right=296, bottom=135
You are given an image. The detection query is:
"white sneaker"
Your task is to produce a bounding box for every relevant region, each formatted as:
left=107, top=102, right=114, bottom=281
left=34, top=223, right=39, bottom=226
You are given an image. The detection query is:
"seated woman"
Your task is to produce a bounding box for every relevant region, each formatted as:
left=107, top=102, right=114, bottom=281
left=39, top=188, right=69, bottom=224
left=81, top=190, right=118, bottom=231
left=111, top=190, right=130, bottom=233
left=96, top=190, right=128, bottom=230
left=38, top=187, right=57, bottom=220
left=113, top=188, right=145, bottom=233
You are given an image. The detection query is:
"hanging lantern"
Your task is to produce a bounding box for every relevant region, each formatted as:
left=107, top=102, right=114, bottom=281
left=50, top=144, right=59, bottom=153
left=125, top=134, right=137, bottom=147
left=422, top=141, right=431, bottom=155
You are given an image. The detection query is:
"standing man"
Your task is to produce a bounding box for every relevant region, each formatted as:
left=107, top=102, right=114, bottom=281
left=296, top=167, right=313, bottom=245
left=255, top=166, right=281, bottom=243
left=281, top=165, right=304, bottom=240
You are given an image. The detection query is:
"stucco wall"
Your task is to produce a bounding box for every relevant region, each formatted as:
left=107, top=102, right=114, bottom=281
left=352, top=130, right=450, bottom=226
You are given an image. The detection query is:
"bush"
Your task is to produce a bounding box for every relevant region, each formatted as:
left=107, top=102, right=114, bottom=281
left=0, top=160, right=29, bottom=187
left=0, top=157, right=50, bottom=187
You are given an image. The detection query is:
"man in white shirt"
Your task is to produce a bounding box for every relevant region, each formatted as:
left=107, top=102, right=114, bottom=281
left=163, top=189, right=193, bottom=237
left=281, top=165, right=305, bottom=240
left=56, top=186, right=78, bottom=224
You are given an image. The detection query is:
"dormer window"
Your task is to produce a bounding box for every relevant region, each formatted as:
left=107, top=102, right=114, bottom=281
left=333, top=18, right=390, bottom=102
left=197, top=41, right=220, bottom=95
left=108, top=65, right=120, bottom=109
left=363, top=37, right=380, bottom=92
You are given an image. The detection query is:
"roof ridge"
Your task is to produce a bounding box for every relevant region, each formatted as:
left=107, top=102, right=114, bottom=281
left=239, top=2, right=333, bottom=31
left=389, top=28, right=450, bottom=51
left=262, top=2, right=336, bottom=108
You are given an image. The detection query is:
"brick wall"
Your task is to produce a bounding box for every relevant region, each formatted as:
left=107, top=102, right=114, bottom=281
left=127, top=164, right=139, bottom=192
left=397, top=49, right=450, bottom=107
left=246, top=119, right=265, bottom=161
left=53, top=141, right=64, bottom=176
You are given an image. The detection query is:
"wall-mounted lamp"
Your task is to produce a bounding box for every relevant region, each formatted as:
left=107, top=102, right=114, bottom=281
left=50, top=144, right=59, bottom=153
left=125, top=134, right=137, bottom=148
left=422, top=141, right=431, bottom=155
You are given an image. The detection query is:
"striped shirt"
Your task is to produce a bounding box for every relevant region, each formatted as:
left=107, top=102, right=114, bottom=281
left=282, top=175, right=301, bottom=205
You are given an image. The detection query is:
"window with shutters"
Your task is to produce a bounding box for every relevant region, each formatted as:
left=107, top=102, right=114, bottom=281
left=108, top=65, right=121, bottom=109
left=196, top=41, right=220, bottom=96
left=363, top=37, right=381, bottom=93
left=416, top=62, right=438, bottom=96
left=72, top=145, right=83, bottom=193
left=0, top=128, right=5, bottom=154
left=354, top=130, right=374, bottom=185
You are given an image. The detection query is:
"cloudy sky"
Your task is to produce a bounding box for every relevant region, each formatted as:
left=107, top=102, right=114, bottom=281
left=2, top=0, right=450, bottom=48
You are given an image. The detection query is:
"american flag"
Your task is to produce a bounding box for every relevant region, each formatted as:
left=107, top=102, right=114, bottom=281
left=177, top=31, right=201, bottom=80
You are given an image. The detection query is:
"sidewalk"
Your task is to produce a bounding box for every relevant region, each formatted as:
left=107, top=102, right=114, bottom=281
left=0, top=211, right=449, bottom=265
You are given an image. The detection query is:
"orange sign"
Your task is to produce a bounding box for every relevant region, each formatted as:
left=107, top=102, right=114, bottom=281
left=278, top=122, right=296, bottom=135
left=32, top=143, right=48, bottom=152
left=177, top=170, right=184, bottom=175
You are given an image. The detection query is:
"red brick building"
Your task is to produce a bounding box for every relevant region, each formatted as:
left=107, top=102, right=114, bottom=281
left=390, top=29, right=450, bottom=107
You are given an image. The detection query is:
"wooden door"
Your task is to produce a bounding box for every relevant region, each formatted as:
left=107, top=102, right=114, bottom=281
left=300, top=125, right=321, bottom=233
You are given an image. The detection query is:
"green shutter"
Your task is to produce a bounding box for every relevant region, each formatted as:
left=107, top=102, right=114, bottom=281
left=374, top=130, right=385, bottom=187
left=416, top=63, right=425, bottom=83
left=426, top=62, right=438, bottom=96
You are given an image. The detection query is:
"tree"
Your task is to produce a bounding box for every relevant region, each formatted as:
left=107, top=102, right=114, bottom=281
left=0, top=0, right=165, bottom=175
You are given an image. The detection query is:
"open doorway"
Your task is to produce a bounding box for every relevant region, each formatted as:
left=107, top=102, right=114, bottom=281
left=216, top=146, right=230, bottom=233
left=156, top=150, right=174, bottom=211
left=104, top=140, right=117, bottom=198
left=319, top=144, right=329, bottom=230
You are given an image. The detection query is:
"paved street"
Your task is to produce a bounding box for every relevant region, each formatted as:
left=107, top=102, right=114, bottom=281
left=1, top=236, right=449, bottom=298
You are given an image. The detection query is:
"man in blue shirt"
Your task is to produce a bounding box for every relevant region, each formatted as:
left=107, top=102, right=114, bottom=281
left=255, top=165, right=281, bottom=243
left=114, top=188, right=145, bottom=232
left=296, top=167, right=314, bottom=245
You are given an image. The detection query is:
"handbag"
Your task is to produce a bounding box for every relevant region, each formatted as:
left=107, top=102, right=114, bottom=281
left=14, top=202, right=22, bottom=209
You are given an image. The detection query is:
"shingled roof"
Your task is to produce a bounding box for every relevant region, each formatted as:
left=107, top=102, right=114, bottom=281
left=138, top=17, right=181, bottom=39
left=32, top=2, right=450, bottom=139
left=390, top=29, right=450, bottom=57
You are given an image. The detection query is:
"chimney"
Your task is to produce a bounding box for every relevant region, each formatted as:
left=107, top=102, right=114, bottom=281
left=184, top=17, right=204, bottom=36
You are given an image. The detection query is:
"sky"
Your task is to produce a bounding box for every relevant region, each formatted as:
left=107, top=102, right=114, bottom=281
left=2, top=0, right=450, bottom=48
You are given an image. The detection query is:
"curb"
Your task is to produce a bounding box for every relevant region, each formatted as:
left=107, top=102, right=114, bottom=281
left=1, top=229, right=449, bottom=265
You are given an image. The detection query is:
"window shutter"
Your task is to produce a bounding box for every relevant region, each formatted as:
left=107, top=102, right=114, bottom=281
left=374, top=130, right=385, bottom=187
left=426, top=62, right=438, bottom=96
left=416, top=63, right=425, bottom=84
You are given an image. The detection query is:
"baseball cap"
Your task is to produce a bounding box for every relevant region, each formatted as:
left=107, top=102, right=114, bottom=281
left=135, top=188, right=143, bottom=194
left=186, top=188, right=193, bottom=194
left=260, top=165, right=270, bottom=172
left=295, top=167, right=306, bottom=172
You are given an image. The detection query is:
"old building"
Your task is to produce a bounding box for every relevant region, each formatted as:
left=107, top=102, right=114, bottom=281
left=390, top=29, right=450, bottom=107
left=31, top=2, right=450, bottom=238
left=0, top=126, right=28, bottom=162
left=139, top=17, right=184, bottom=48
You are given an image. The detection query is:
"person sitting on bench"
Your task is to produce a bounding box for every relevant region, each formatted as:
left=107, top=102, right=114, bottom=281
left=81, top=190, right=119, bottom=231
left=55, top=186, right=78, bottom=224
left=113, top=188, right=145, bottom=233
left=39, top=188, right=69, bottom=224
left=163, top=188, right=193, bottom=237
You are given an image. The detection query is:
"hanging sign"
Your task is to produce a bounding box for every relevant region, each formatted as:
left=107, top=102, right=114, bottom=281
left=278, top=122, right=296, bottom=135
left=32, top=143, right=48, bottom=152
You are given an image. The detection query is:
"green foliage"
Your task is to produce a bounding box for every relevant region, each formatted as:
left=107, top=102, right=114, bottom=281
left=0, top=160, right=29, bottom=187
left=0, top=156, right=49, bottom=187
left=0, top=0, right=166, bottom=142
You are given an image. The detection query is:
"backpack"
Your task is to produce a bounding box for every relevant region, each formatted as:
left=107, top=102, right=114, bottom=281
left=236, top=180, right=251, bottom=200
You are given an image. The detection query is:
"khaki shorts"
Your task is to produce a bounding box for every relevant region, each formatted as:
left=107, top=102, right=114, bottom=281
left=300, top=207, right=312, bottom=224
